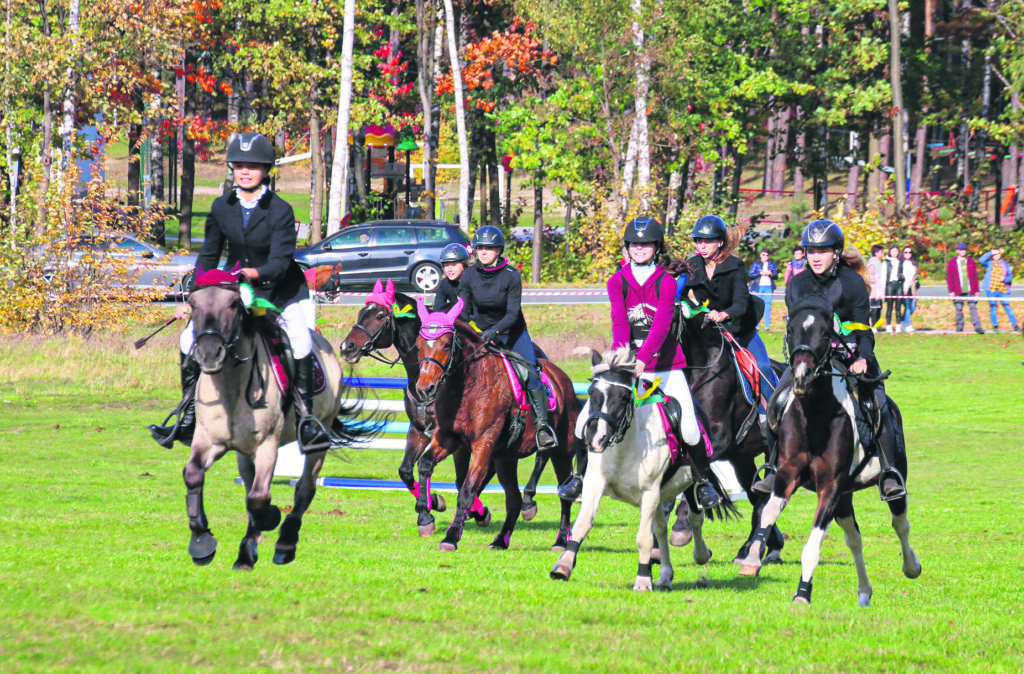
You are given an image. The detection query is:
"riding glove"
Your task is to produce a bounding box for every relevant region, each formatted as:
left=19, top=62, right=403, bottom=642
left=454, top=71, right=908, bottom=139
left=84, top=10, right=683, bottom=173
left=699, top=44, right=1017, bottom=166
left=480, top=328, right=498, bottom=344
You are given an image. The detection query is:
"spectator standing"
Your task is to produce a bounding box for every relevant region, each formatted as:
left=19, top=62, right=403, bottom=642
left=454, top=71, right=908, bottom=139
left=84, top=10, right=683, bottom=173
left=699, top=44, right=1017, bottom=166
left=945, top=243, right=985, bottom=333
left=865, top=244, right=886, bottom=329
left=900, top=247, right=918, bottom=333
left=783, top=246, right=806, bottom=283
left=748, top=249, right=779, bottom=330
left=883, top=245, right=905, bottom=332
left=979, top=248, right=1019, bottom=331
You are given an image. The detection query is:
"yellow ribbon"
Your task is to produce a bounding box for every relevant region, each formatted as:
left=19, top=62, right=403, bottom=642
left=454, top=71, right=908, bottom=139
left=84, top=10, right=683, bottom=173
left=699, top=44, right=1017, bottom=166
left=634, top=376, right=663, bottom=403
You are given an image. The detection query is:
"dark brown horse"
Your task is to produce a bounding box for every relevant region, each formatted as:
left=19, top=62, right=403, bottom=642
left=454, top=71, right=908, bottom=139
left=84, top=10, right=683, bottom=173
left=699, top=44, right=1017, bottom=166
left=674, top=304, right=787, bottom=564
left=337, top=280, right=547, bottom=536
left=413, top=299, right=580, bottom=551
left=737, top=295, right=921, bottom=605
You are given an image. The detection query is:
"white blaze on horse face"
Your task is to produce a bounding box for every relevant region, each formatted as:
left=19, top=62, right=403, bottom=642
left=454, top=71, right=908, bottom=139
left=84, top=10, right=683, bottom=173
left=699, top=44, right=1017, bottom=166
left=793, top=360, right=810, bottom=380
left=802, top=313, right=817, bottom=331
left=426, top=339, right=436, bottom=348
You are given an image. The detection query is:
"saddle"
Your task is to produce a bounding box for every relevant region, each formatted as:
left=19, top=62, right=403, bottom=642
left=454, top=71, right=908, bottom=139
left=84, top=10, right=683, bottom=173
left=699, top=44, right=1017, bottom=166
left=485, top=343, right=557, bottom=413
left=256, top=320, right=326, bottom=402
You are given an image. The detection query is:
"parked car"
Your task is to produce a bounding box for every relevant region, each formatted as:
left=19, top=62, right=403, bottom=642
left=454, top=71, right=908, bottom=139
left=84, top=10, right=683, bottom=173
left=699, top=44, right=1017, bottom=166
left=294, top=219, right=470, bottom=292
left=37, top=232, right=198, bottom=299
left=510, top=225, right=566, bottom=244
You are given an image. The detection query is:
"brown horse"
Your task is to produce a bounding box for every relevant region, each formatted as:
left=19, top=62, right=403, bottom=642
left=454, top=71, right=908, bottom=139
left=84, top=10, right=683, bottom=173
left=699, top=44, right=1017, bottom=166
left=738, top=295, right=921, bottom=605
left=182, top=281, right=371, bottom=569
left=413, top=298, right=580, bottom=551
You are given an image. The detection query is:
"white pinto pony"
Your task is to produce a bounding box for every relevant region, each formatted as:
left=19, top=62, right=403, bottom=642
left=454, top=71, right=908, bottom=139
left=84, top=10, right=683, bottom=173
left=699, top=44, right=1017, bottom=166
left=550, top=348, right=735, bottom=591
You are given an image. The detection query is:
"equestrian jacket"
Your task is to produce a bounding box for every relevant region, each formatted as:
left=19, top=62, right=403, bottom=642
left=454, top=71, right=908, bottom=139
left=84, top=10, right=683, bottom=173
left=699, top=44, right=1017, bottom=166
left=609, top=265, right=686, bottom=371
left=194, top=189, right=308, bottom=309
left=458, top=259, right=528, bottom=337
left=685, top=254, right=762, bottom=337
left=432, top=276, right=460, bottom=313
left=785, top=264, right=876, bottom=366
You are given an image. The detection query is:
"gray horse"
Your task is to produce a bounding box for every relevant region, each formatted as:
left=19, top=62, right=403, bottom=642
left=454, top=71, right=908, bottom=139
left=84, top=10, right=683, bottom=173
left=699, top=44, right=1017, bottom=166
left=182, top=283, right=366, bottom=570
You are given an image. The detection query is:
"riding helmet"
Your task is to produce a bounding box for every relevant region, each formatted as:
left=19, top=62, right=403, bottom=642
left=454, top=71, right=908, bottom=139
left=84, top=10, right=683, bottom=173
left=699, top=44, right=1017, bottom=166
left=622, top=216, right=664, bottom=244
left=690, top=215, right=728, bottom=240
left=801, top=219, right=845, bottom=251
left=439, top=243, right=470, bottom=263
left=226, top=132, right=276, bottom=166
left=472, top=225, right=505, bottom=248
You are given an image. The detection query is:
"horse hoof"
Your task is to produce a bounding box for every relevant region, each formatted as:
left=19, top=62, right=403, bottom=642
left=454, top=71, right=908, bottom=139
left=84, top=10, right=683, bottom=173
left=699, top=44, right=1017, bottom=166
left=231, top=563, right=253, bottom=571
left=655, top=582, right=673, bottom=592
left=693, top=549, right=712, bottom=566
left=550, top=543, right=565, bottom=553
left=418, top=521, right=436, bottom=537
left=191, top=552, right=216, bottom=567
left=633, top=578, right=654, bottom=592
left=431, top=493, right=447, bottom=513
left=438, top=541, right=458, bottom=552
left=273, top=549, right=296, bottom=565
left=473, top=507, right=492, bottom=528
left=858, top=593, right=872, bottom=608
left=904, top=560, right=923, bottom=579
left=550, top=563, right=572, bottom=581
left=738, top=562, right=761, bottom=577
left=670, top=530, right=693, bottom=547
left=793, top=596, right=810, bottom=605
left=521, top=502, right=538, bottom=522
left=189, top=532, right=218, bottom=561
left=764, top=550, right=785, bottom=565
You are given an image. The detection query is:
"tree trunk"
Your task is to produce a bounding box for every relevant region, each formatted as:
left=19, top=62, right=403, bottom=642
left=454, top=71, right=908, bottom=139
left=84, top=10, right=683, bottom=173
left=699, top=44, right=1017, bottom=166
left=793, top=109, right=805, bottom=197
left=888, top=0, right=906, bottom=214
left=127, top=91, right=144, bottom=208
left=728, top=145, right=744, bottom=224
left=442, top=0, right=470, bottom=230
left=630, top=0, right=650, bottom=197
left=487, top=128, right=500, bottom=226
left=178, top=49, right=197, bottom=253
left=665, top=163, right=682, bottom=230
left=59, top=0, right=80, bottom=172
left=845, top=131, right=860, bottom=214
left=309, top=107, right=324, bottom=244
left=532, top=172, right=543, bottom=283
left=326, top=0, right=356, bottom=234
left=416, top=0, right=437, bottom=219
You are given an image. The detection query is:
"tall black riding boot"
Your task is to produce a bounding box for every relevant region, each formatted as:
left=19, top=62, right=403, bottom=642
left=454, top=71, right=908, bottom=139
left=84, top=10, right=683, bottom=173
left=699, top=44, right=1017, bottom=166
left=873, top=392, right=907, bottom=501
left=684, top=433, right=722, bottom=510
left=557, top=435, right=587, bottom=501
left=527, top=385, right=558, bottom=453
left=750, top=424, right=778, bottom=494
left=149, top=353, right=198, bottom=448
left=295, top=354, right=331, bottom=454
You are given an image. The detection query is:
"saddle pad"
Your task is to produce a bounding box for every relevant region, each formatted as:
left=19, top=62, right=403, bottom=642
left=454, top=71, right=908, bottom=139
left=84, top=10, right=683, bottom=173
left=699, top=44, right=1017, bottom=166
left=260, top=333, right=326, bottom=396
left=500, top=354, right=557, bottom=411
left=721, top=331, right=761, bottom=404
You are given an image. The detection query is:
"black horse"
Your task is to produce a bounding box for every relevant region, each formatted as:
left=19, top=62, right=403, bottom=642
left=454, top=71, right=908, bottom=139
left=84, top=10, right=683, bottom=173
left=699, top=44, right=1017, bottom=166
left=737, top=295, right=922, bottom=605
left=672, top=303, right=787, bottom=564
left=337, top=280, right=550, bottom=535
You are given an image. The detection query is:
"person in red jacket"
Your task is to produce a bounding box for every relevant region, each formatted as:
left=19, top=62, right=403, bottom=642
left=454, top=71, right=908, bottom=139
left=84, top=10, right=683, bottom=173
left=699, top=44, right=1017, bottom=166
left=945, top=243, right=985, bottom=334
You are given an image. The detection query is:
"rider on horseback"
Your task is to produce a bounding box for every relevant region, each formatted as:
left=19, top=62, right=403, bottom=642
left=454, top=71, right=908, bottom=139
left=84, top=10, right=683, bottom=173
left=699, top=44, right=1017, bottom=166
left=562, top=216, right=723, bottom=509
left=433, top=243, right=470, bottom=312
left=457, top=226, right=558, bottom=452
left=752, top=219, right=907, bottom=500
left=683, top=214, right=779, bottom=405
left=149, top=132, right=331, bottom=453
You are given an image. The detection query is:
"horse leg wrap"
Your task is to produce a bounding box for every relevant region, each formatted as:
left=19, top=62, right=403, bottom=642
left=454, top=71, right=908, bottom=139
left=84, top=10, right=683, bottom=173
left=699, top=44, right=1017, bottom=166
left=185, top=492, right=207, bottom=531
left=637, top=562, right=653, bottom=579
left=794, top=578, right=813, bottom=603
left=566, top=539, right=581, bottom=555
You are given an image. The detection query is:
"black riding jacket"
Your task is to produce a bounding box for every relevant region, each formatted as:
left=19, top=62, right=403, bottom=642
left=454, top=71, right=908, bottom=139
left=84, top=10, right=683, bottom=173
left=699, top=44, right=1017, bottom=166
left=193, top=188, right=308, bottom=309
left=457, top=258, right=527, bottom=337
left=785, top=264, right=877, bottom=368
left=432, top=276, right=460, bottom=313
left=685, top=254, right=761, bottom=336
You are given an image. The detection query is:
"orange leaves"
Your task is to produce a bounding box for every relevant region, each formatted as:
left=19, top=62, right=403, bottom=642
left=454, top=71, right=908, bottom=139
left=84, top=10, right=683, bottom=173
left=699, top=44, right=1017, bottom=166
left=435, top=17, right=558, bottom=112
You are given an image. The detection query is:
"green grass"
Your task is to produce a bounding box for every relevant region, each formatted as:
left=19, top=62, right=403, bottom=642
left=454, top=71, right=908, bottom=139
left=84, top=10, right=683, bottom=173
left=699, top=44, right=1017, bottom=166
left=0, top=324, right=1022, bottom=672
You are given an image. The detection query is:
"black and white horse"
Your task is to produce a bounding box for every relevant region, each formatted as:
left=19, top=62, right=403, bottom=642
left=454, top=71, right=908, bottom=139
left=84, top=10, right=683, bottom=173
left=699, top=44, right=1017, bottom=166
left=738, top=296, right=922, bottom=605
left=550, top=348, right=736, bottom=591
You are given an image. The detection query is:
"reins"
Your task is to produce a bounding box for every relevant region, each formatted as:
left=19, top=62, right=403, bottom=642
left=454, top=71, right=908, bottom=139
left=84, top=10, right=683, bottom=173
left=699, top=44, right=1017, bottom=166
left=583, top=369, right=636, bottom=447
left=350, top=312, right=402, bottom=367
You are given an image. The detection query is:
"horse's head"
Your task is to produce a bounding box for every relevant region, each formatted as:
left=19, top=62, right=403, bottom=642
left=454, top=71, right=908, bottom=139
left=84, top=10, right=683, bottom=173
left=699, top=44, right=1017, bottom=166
left=413, top=296, right=464, bottom=400
left=339, top=279, right=416, bottom=362
left=582, top=347, right=636, bottom=452
left=786, top=294, right=836, bottom=396
left=189, top=281, right=247, bottom=374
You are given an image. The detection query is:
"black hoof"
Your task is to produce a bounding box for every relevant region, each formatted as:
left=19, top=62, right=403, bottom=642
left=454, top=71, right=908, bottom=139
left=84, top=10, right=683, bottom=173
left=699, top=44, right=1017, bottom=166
left=472, top=506, right=492, bottom=528
left=192, top=552, right=216, bottom=566
left=557, top=475, right=583, bottom=501
left=521, top=501, right=538, bottom=521
left=273, top=549, right=296, bottom=565
left=431, top=493, right=447, bottom=512
left=764, top=550, right=785, bottom=565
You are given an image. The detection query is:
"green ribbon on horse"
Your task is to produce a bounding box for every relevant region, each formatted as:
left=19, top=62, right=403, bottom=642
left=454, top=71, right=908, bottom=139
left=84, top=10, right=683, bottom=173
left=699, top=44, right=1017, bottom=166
left=239, top=283, right=280, bottom=316
left=836, top=315, right=873, bottom=336
left=392, top=303, right=415, bottom=318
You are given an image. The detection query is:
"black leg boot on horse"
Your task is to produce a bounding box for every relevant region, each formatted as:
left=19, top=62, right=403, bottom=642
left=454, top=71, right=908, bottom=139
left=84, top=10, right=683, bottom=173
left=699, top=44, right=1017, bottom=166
left=557, top=434, right=587, bottom=501
left=526, top=379, right=558, bottom=453
left=295, top=354, right=331, bottom=454
left=150, top=353, right=199, bottom=448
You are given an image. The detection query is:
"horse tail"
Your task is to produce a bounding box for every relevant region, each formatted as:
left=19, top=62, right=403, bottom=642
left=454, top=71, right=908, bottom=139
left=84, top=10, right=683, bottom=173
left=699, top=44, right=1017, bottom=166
left=326, top=391, right=393, bottom=460
left=702, top=477, right=742, bottom=522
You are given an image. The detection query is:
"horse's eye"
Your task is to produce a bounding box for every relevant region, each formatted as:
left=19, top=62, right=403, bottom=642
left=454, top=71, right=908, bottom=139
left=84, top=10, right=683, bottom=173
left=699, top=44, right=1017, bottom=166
left=376, top=311, right=386, bottom=320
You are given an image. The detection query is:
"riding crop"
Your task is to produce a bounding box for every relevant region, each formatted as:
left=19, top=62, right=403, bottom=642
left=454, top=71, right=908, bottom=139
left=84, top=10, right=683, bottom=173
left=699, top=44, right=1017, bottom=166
left=134, top=317, right=177, bottom=350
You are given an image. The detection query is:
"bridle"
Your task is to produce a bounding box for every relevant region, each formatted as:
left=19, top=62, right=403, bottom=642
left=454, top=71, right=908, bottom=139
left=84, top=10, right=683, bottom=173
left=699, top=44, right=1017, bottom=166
left=192, top=288, right=254, bottom=365
left=582, top=368, right=636, bottom=449
left=785, top=307, right=835, bottom=380
left=349, top=304, right=401, bottom=366
left=416, top=329, right=462, bottom=403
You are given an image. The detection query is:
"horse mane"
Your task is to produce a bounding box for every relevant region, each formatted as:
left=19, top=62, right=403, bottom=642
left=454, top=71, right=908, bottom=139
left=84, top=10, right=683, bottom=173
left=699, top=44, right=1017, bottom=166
left=592, top=346, right=635, bottom=376
left=790, top=293, right=835, bottom=321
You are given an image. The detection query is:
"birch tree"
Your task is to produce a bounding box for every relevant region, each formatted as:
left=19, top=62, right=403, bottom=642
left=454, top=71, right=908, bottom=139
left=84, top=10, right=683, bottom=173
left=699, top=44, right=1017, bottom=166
left=327, top=0, right=356, bottom=234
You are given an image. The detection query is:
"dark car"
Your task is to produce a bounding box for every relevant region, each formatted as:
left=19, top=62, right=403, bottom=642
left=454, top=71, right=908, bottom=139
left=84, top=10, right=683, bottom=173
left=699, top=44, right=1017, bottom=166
left=37, top=232, right=198, bottom=299
left=294, top=220, right=469, bottom=292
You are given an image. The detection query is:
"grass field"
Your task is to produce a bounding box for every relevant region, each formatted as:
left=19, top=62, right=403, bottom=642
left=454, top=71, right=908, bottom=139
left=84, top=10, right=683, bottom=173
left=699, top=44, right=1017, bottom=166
left=1, top=315, right=1022, bottom=672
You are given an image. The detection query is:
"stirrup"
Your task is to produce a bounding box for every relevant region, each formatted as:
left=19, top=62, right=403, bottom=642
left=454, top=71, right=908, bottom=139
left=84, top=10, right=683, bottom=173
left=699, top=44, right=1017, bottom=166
left=297, top=415, right=331, bottom=454
left=750, top=464, right=777, bottom=495
left=879, top=469, right=907, bottom=502
left=535, top=424, right=558, bottom=453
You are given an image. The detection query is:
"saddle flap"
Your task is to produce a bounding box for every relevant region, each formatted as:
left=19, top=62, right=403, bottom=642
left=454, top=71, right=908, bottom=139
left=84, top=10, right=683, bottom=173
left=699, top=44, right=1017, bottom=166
left=766, top=382, right=793, bottom=432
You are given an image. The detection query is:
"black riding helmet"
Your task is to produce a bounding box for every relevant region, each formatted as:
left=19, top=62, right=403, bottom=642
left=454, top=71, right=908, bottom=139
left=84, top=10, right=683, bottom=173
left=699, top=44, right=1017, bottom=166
left=801, top=219, right=845, bottom=252
left=227, top=132, right=276, bottom=167
left=691, top=215, right=728, bottom=240
left=440, top=243, right=470, bottom=263
left=622, top=216, right=664, bottom=245
left=472, top=225, right=505, bottom=248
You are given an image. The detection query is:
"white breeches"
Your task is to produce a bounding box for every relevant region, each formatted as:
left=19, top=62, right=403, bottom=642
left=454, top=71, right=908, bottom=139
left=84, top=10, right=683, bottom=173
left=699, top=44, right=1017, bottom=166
left=574, top=368, right=700, bottom=446
left=179, top=299, right=315, bottom=359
